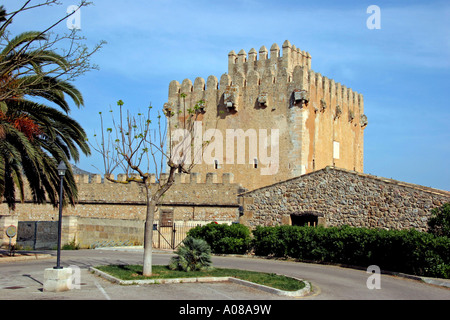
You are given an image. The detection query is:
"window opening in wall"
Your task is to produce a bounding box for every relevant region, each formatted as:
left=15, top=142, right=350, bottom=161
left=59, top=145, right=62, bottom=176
left=214, top=159, right=219, bottom=170
left=333, top=141, right=340, bottom=160
left=291, top=214, right=318, bottom=227
left=253, top=158, right=258, bottom=169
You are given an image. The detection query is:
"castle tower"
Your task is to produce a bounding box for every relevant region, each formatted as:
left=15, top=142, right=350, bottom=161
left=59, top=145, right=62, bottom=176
left=165, top=40, right=367, bottom=191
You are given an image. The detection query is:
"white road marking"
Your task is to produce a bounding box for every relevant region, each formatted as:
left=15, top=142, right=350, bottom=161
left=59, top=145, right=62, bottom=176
left=94, top=281, right=111, bottom=300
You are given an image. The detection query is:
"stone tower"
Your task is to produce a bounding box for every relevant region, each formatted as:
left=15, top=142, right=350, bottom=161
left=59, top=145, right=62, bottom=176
left=165, top=40, right=367, bottom=191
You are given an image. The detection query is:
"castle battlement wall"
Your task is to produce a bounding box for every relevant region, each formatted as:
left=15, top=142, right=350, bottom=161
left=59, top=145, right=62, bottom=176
left=167, top=40, right=365, bottom=119
left=227, top=40, right=311, bottom=78
left=73, top=172, right=236, bottom=185
left=8, top=172, right=241, bottom=222
left=166, top=40, right=367, bottom=191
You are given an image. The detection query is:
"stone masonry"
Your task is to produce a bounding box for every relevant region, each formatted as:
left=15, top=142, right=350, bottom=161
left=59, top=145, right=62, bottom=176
left=238, top=166, right=450, bottom=232
left=166, top=40, right=367, bottom=191
left=0, top=172, right=242, bottom=248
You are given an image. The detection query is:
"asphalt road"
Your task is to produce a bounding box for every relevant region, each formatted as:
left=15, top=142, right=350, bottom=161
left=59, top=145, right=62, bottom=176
left=1, top=249, right=449, bottom=302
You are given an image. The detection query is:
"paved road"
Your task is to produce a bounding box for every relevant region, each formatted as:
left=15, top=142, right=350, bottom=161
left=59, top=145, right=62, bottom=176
left=0, top=249, right=449, bottom=302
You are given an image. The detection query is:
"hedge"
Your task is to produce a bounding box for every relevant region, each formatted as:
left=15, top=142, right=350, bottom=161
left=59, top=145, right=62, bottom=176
left=253, top=225, right=450, bottom=279
left=188, top=223, right=450, bottom=279
left=187, top=222, right=252, bottom=254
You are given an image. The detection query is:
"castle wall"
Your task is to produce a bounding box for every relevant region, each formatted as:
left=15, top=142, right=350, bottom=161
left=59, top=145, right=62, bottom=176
left=166, top=40, right=367, bottom=191
left=239, top=167, right=450, bottom=232
left=0, top=173, right=241, bottom=248
left=2, top=172, right=241, bottom=222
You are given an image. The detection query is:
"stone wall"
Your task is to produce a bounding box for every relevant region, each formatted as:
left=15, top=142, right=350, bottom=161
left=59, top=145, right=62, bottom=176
left=0, top=172, right=241, bottom=248
left=3, top=172, right=241, bottom=222
left=238, top=166, right=450, bottom=232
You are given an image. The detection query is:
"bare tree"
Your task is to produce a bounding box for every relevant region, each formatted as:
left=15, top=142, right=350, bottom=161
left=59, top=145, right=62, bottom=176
left=91, top=98, right=211, bottom=276
left=0, top=1, right=105, bottom=102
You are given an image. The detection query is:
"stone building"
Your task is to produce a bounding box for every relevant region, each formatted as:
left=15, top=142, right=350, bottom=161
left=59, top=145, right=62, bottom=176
left=238, top=166, right=450, bottom=232
left=166, top=40, right=367, bottom=191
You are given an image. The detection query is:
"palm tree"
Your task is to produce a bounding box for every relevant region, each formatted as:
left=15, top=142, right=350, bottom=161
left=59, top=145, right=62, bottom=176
left=0, top=5, right=90, bottom=210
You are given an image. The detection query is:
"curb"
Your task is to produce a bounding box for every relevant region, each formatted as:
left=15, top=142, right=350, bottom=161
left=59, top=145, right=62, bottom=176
left=213, top=253, right=450, bottom=289
left=89, top=267, right=311, bottom=297
left=228, top=277, right=311, bottom=297
left=0, top=253, right=53, bottom=263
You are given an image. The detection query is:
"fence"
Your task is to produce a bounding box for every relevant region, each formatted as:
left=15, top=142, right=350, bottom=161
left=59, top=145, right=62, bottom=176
left=153, top=221, right=209, bottom=249
left=13, top=218, right=230, bottom=250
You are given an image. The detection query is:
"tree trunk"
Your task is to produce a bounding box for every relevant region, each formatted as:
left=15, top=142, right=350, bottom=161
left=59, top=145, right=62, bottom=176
left=142, top=196, right=156, bottom=276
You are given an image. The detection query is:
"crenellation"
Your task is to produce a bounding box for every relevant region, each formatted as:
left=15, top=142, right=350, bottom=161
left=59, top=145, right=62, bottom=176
left=335, top=82, right=342, bottom=109
left=248, top=48, right=257, bottom=62
left=74, top=174, right=89, bottom=184
left=222, top=173, right=234, bottom=184
left=72, top=173, right=238, bottom=185
left=104, top=174, right=114, bottom=183
left=206, top=75, right=218, bottom=91
left=194, top=77, right=205, bottom=92
left=181, top=78, right=193, bottom=93
left=228, top=50, right=237, bottom=75
left=237, top=49, right=247, bottom=64
left=329, top=78, right=336, bottom=98
left=169, top=79, right=180, bottom=95
left=206, top=172, right=218, bottom=184
left=259, top=45, right=268, bottom=60
left=219, top=73, right=231, bottom=89
left=270, top=43, right=280, bottom=60
left=282, top=40, right=291, bottom=70
left=305, top=52, right=311, bottom=70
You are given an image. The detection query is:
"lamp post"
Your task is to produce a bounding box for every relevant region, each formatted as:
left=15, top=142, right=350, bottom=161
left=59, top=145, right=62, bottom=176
left=54, top=161, right=67, bottom=269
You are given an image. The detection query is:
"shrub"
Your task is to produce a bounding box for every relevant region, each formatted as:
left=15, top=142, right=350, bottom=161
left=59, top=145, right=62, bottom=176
left=187, top=223, right=251, bottom=254
left=62, top=237, right=80, bottom=250
left=169, top=236, right=212, bottom=272
left=252, top=225, right=450, bottom=279
left=427, top=203, right=450, bottom=238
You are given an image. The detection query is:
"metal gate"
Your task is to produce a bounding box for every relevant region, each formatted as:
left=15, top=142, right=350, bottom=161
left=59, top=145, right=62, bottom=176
left=152, top=221, right=201, bottom=249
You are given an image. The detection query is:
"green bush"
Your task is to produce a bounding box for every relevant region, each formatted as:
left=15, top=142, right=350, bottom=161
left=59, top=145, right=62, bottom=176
left=62, top=237, right=80, bottom=250
left=187, top=222, right=252, bottom=254
left=169, top=236, right=212, bottom=272
left=427, top=203, right=450, bottom=238
left=252, top=225, right=450, bottom=279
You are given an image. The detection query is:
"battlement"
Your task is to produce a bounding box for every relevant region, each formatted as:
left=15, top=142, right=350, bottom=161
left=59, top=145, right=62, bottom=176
left=73, top=172, right=236, bottom=185
left=227, top=40, right=311, bottom=77
left=167, top=40, right=364, bottom=117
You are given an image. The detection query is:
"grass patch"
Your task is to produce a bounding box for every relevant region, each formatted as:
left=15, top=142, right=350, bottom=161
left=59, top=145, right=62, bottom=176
left=95, top=265, right=305, bottom=292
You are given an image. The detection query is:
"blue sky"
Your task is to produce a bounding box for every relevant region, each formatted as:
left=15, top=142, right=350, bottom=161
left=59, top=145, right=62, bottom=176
left=3, top=0, right=450, bottom=191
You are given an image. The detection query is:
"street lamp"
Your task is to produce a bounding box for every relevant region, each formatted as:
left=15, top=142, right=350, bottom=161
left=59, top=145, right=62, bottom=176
left=54, top=161, right=67, bottom=269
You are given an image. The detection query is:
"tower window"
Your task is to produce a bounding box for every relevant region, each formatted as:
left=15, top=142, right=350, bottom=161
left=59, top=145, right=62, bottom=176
left=214, top=159, right=219, bottom=170
left=253, top=158, right=258, bottom=169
